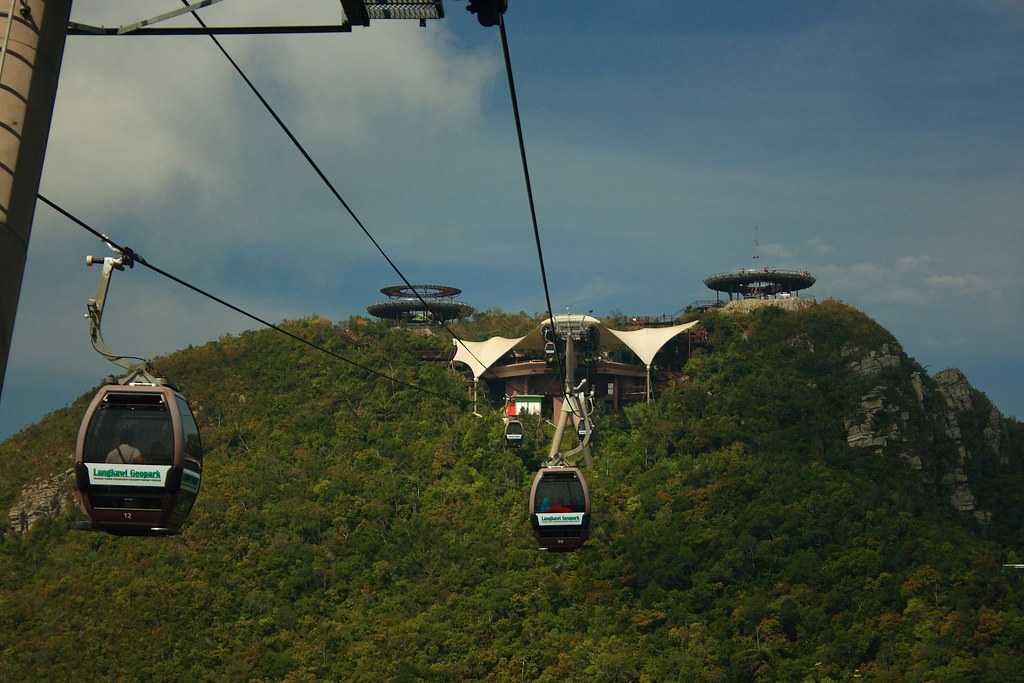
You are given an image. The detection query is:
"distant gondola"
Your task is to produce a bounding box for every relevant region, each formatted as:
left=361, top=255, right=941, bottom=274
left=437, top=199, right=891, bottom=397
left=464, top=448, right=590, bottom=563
left=528, top=466, right=590, bottom=551
left=504, top=418, right=524, bottom=447
left=74, top=383, right=203, bottom=535
left=543, top=326, right=557, bottom=363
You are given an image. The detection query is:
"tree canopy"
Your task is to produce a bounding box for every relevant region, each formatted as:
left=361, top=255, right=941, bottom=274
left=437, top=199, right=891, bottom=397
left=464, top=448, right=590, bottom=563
left=1, top=305, right=1022, bottom=681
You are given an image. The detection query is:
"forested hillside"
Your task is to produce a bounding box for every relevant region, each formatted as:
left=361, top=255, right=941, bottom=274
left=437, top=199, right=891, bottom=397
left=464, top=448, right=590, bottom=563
left=2, top=303, right=1023, bottom=681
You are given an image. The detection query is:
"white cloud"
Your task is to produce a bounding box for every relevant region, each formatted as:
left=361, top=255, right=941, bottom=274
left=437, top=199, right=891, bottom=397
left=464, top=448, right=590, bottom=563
left=896, top=255, right=933, bottom=272
left=805, top=237, right=834, bottom=256
left=925, top=273, right=994, bottom=294
left=262, top=25, right=497, bottom=146
left=757, top=242, right=795, bottom=263
left=7, top=1, right=1024, bottom=434
left=42, top=3, right=498, bottom=261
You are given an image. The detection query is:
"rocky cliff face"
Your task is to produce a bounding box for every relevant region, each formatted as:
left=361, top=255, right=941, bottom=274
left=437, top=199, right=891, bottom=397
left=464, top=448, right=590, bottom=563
left=932, top=368, right=1010, bottom=522
left=842, top=343, right=1012, bottom=523
left=842, top=343, right=907, bottom=453
left=7, top=467, right=74, bottom=535
left=723, top=297, right=817, bottom=314
left=842, top=343, right=914, bottom=460
left=933, top=369, right=980, bottom=517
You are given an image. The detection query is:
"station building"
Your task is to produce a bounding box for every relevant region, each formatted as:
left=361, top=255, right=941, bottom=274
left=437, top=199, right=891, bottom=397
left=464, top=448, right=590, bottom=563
left=451, top=314, right=706, bottom=415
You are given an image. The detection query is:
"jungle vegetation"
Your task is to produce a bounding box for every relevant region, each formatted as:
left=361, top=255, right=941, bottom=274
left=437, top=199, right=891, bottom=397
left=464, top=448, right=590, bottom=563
left=1, top=302, right=1022, bottom=681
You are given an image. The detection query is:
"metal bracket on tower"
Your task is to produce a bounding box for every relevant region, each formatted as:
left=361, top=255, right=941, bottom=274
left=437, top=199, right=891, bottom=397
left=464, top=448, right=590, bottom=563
left=117, top=0, right=224, bottom=35
left=340, top=0, right=445, bottom=27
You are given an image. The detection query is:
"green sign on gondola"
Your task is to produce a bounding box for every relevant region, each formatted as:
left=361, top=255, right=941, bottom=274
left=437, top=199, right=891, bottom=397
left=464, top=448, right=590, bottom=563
left=537, top=512, right=583, bottom=526
left=88, top=464, right=170, bottom=487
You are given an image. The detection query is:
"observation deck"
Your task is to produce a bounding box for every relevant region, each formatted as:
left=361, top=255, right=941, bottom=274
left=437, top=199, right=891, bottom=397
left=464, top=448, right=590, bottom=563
left=704, top=267, right=815, bottom=300
left=366, top=284, right=474, bottom=324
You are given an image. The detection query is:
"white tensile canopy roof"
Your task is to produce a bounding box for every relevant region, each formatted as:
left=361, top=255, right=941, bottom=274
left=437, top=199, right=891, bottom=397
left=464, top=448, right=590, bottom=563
left=452, top=318, right=700, bottom=380
left=602, top=320, right=700, bottom=366
left=449, top=336, right=527, bottom=380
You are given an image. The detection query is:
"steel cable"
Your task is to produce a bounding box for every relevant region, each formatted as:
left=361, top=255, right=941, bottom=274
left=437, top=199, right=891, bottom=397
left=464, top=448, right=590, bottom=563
left=38, top=194, right=469, bottom=408
left=497, top=15, right=571, bottom=405
left=179, top=1, right=487, bottom=373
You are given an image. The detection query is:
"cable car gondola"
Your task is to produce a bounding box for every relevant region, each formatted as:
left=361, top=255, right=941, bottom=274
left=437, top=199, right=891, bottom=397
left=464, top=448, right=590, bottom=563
left=529, top=466, right=590, bottom=551
left=528, top=368, right=595, bottom=551
left=543, top=325, right=557, bottom=364
left=75, top=382, right=202, bottom=534
left=502, top=395, right=525, bottom=448
left=504, top=418, right=524, bottom=447
left=72, top=243, right=203, bottom=535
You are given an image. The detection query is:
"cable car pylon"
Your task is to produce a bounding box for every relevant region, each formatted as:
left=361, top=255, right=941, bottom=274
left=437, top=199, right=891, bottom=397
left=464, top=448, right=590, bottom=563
left=73, top=240, right=204, bottom=536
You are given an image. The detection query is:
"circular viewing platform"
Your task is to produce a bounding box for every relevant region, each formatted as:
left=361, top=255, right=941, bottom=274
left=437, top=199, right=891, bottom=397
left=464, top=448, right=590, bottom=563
left=367, top=284, right=474, bottom=324
left=704, top=267, right=815, bottom=299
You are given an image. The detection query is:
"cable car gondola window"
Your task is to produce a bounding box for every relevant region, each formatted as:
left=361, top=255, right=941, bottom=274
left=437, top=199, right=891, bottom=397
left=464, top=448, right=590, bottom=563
left=83, top=393, right=173, bottom=465
left=535, top=473, right=586, bottom=513
left=175, top=397, right=203, bottom=466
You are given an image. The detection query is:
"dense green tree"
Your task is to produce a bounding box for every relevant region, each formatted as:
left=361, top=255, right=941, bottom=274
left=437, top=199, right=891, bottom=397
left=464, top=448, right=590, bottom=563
left=1, top=307, right=1022, bottom=681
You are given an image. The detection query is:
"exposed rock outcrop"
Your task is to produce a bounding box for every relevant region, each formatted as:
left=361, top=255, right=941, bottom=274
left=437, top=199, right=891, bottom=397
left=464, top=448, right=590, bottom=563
left=841, top=356, right=1010, bottom=524
left=934, top=369, right=973, bottom=413
left=7, top=467, right=75, bottom=535
left=722, top=297, right=816, bottom=315
left=934, top=368, right=1007, bottom=462
left=845, top=386, right=898, bottom=453
left=931, top=368, right=997, bottom=522
left=910, top=372, right=926, bottom=410
left=847, top=343, right=901, bottom=377
left=843, top=345, right=910, bottom=455
left=985, top=407, right=1008, bottom=464
left=787, top=333, right=815, bottom=353
left=898, top=451, right=923, bottom=471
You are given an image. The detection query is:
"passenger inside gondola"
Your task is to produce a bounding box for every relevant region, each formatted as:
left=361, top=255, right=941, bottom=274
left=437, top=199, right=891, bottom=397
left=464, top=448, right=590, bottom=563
left=85, top=395, right=173, bottom=465
left=539, top=496, right=572, bottom=513
left=535, top=477, right=586, bottom=513
left=105, top=427, right=145, bottom=464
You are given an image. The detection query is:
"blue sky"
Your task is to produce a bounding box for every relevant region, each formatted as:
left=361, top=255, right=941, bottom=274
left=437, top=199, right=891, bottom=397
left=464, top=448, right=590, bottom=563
left=2, top=0, right=1022, bottom=438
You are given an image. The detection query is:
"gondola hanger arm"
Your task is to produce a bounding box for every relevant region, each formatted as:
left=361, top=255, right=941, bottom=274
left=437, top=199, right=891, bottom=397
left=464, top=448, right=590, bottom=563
left=548, top=379, right=594, bottom=466
left=84, top=241, right=150, bottom=375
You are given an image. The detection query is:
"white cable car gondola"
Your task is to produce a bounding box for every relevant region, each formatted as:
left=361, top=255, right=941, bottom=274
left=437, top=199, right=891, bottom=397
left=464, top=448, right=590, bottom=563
left=72, top=244, right=202, bottom=535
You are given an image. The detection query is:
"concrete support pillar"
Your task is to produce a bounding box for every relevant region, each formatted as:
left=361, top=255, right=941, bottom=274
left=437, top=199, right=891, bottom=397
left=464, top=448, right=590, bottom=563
left=0, top=0, right=72, bottom=398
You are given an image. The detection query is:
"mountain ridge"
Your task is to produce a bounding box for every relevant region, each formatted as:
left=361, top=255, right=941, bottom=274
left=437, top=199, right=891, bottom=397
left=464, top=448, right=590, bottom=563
left=1, top=303, right=1022, bottom=681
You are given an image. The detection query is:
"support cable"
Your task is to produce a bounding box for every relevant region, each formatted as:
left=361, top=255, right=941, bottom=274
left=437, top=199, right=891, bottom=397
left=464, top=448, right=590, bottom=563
left=496, top=15, right=567, bottom=396
left=38, top=194, right=468, bottom=409
left=179, top=1, right=487, bottom=372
